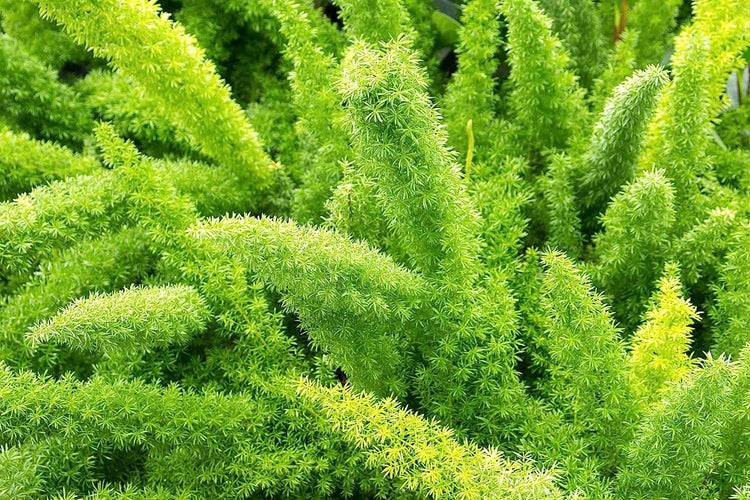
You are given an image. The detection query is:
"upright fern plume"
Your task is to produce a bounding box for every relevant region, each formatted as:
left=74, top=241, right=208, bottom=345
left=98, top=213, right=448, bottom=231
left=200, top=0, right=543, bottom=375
left=500, top=0, right=586, bottom=152
left=639, top=0, right=750, bottom=225
left=338, top=37, right=481, bottom=297
left=442, top=0, right=501, bottom=160
left=578, top=65, right=669, bottom=225
left=333, top=0, right=410, bottom=43
left=262, top=0, right=348, bottom=223
left=34, top=0, right=277, bottom=193
left=539, top=251, right=633, bottom=470
left=710, top=226, right=750, bottom=358
left=535, top=0, right=606, bottom=89
left=593, top=169, right=675, bottom=328
left=676, top=207, right=738, bottom=288
left=628, top=263, right=698, bottom=409
left=617, top=354, right=738, bottom=498
left=541, top=153, right=582, bottom=258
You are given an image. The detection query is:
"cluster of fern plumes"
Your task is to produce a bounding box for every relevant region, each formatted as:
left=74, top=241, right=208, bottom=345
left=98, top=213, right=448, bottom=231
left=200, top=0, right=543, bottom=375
left=2, top=0, right=750, bottom=497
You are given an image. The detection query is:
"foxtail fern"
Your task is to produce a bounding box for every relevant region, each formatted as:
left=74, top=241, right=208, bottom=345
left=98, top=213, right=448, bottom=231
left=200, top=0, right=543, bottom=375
left=3, top=0, right=750, bottom=496
left=34, top=0, right=277, bottom=193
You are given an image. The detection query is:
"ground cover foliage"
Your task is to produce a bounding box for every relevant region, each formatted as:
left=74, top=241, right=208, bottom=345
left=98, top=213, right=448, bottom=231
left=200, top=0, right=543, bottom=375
left=1, top=0, right=750, bottom=498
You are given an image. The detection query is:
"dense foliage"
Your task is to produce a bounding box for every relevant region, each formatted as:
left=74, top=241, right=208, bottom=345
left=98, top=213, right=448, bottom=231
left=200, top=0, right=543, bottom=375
left=1, top=0, right=750, bottom=498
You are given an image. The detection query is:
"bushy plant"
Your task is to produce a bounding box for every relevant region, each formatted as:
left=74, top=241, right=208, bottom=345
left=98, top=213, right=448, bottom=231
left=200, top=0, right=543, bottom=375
left=1, top=0, right=750, bottom=498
